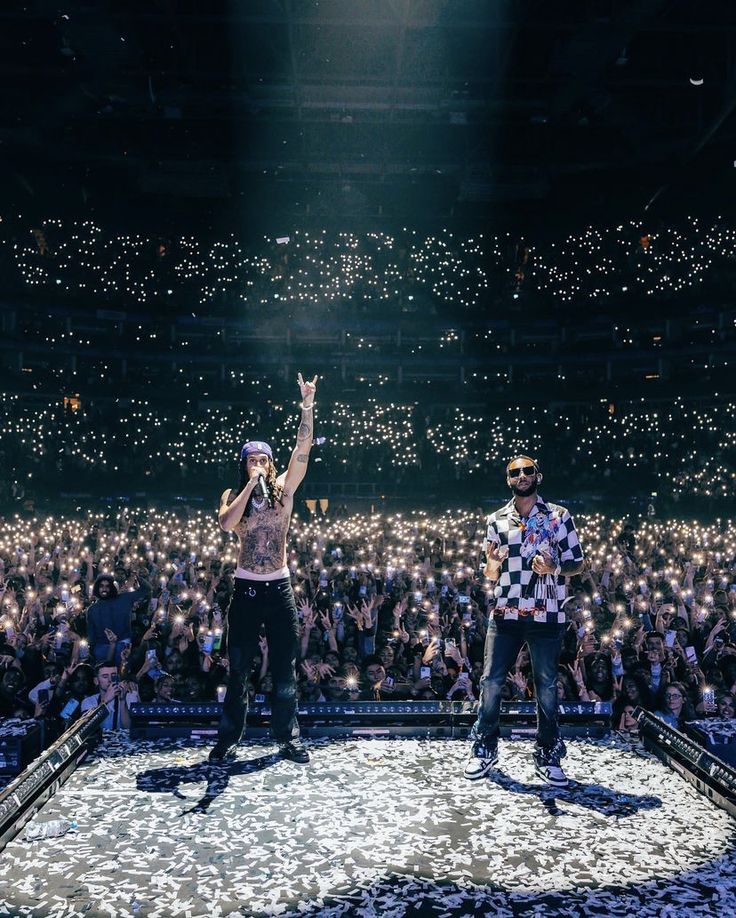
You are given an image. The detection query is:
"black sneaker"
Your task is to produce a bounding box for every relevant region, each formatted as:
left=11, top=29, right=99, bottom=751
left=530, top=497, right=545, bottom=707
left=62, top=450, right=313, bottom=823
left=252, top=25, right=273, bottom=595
left=278, top=739, right=310, bottom=763
left=463, top=738, right=498, bottom=780
left=534, top=760, right=569, bottom=788
left=208, top=742, right=237, bottom=763
left=533, top=739, right=569, bottom=788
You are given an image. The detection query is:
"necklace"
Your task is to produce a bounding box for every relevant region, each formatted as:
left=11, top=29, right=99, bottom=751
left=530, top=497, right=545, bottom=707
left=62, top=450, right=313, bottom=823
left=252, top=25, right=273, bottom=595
left=251, top=494, right=267, bottom=511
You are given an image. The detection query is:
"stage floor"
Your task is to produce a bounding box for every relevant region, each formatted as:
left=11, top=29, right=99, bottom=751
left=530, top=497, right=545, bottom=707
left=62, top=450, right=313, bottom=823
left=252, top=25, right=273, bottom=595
left=1, top=735, right=734, bottom=917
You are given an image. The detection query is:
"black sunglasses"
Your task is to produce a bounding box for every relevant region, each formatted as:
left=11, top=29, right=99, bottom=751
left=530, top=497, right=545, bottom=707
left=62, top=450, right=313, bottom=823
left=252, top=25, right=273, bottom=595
left=508, top=465, right=536, bottom=478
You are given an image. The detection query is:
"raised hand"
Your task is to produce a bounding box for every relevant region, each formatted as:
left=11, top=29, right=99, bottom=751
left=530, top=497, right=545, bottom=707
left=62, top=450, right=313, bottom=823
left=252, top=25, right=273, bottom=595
left=507, top=670, right=528, bottom=695
left=300, top=659, right=319, bottom=684
left=361, top=603, right=374, bottom=629
left=422, top=638, right=440, bottom=665
left=298, top=599, right=315, bottom=631
left=297, top=373, right=318, bottom=407
left=258, top=634, right=269, bottom=656
left=705, top=619, right=726, bottom=650
left=633, top=625, right=646, bottom=650
left=34, top=700, right=49, bottom=719
left=345, top=604, right=364, bottom=630
left=445, top=643, right=463, bottom=667
left=449, top=672, right=475, bottom=700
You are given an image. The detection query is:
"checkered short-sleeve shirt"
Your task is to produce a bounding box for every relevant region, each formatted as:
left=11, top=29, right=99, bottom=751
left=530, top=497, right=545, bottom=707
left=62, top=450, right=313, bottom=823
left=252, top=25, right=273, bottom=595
left=483, top=496, right=584, bottom=625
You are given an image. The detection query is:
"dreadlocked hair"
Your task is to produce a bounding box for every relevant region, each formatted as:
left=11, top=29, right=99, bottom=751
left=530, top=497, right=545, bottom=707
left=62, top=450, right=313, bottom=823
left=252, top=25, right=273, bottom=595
left=232, top=457, right=284, bottom=510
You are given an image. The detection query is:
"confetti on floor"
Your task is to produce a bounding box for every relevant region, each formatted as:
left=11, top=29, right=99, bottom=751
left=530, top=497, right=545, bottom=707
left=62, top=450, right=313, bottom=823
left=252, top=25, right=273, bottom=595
left=1, top=734, right=734, bottom=917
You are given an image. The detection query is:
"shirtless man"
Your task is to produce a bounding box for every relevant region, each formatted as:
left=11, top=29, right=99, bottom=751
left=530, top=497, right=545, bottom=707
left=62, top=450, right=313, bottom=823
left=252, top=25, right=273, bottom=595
left=208, top=373, right=317, bottom=763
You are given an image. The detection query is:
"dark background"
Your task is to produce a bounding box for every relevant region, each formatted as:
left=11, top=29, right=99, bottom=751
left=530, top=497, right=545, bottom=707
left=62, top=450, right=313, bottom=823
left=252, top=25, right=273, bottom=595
left=1, top=1, right=735, bottom=513
left=2, top=0, right=735, bottom=234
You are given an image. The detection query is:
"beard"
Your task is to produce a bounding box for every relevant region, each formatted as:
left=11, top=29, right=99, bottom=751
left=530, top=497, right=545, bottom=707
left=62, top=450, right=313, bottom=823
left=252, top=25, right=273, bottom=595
left=510, top=476, right=537, bottom=497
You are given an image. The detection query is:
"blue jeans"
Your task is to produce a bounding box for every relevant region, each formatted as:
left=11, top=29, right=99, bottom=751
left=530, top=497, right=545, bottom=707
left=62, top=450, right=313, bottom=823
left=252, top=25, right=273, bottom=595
left=474, top=618, right=564, bottom=750
left=217, top=576, right=301, bottom=746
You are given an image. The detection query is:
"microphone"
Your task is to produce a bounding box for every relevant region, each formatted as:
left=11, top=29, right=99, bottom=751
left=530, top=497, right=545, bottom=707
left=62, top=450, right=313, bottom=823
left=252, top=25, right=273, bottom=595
left=254, top=472, right=272, bottom=507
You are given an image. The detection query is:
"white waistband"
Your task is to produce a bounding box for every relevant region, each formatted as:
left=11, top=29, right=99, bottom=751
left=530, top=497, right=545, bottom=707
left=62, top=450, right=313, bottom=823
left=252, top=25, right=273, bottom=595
left=235, top=565, right=290, bottom=582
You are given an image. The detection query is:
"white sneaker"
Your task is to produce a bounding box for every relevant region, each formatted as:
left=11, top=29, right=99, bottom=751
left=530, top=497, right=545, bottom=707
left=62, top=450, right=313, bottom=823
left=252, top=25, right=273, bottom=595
left=463, top=739, right=498, bottom=780
left=534, top=761, right=569, bottom=788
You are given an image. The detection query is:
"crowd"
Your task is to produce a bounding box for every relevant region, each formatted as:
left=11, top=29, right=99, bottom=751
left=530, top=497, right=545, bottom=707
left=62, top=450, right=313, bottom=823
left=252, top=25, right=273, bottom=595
left=1, top=392, right=735, bottom=501
left=0, top=506, right=734, bottom=745
left=6, top=218, right=736, bottom=313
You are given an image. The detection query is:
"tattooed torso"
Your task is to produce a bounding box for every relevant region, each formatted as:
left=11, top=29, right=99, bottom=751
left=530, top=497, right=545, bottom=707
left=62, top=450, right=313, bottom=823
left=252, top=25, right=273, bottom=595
left=228, top=489, right=293, bottom=574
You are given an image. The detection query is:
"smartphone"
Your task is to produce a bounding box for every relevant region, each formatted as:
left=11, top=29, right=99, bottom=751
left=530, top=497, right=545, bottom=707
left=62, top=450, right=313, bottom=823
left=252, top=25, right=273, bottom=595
left=333, top=604, right=343, bottom=622
left=665, top=630, right=676, bottom=648
left=703, top=687, right=716, bottom=710
left=149, top=598, right=159, bottom=612
left=254, top=693, right=266, bottom=704
left=38, top=688, right=50, bottom=705
left=458, top=595, right=470, bottom=605
left=384, top=676, right=394, bottom=687
left=59, top=698, right=80, bottom=721
left=110, top=674, right=120, bottom=685
left=203, top=631, right=215, bottom=654
left=414, top=591, right=423, bottom=603
left=146, top=648, right=158, bottom=663
left=420, top=666, right=431, bottom=680
left=685, top=646, right=698, bottom=665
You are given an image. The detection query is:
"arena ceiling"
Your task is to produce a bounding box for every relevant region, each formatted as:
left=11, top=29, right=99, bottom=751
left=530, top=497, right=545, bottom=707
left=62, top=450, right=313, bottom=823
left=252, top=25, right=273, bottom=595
left=2, top=0, right=736, bottom=233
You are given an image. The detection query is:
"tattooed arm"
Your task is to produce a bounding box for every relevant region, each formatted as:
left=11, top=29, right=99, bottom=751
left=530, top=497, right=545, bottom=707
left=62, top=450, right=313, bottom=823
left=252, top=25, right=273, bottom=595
left=219, top=481, right=258, bottom=532
left=283, top=373, right=317, bottom=494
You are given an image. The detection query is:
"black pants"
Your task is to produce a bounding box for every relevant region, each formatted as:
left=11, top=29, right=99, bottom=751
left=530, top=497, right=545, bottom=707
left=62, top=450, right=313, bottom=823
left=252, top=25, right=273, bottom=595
left=217, top=576, right=301, bottom=746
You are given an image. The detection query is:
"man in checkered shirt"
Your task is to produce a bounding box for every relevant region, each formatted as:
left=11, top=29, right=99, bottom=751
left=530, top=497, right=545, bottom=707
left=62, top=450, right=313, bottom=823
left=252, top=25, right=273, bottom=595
left=464, top=456, right=585, bottom=788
